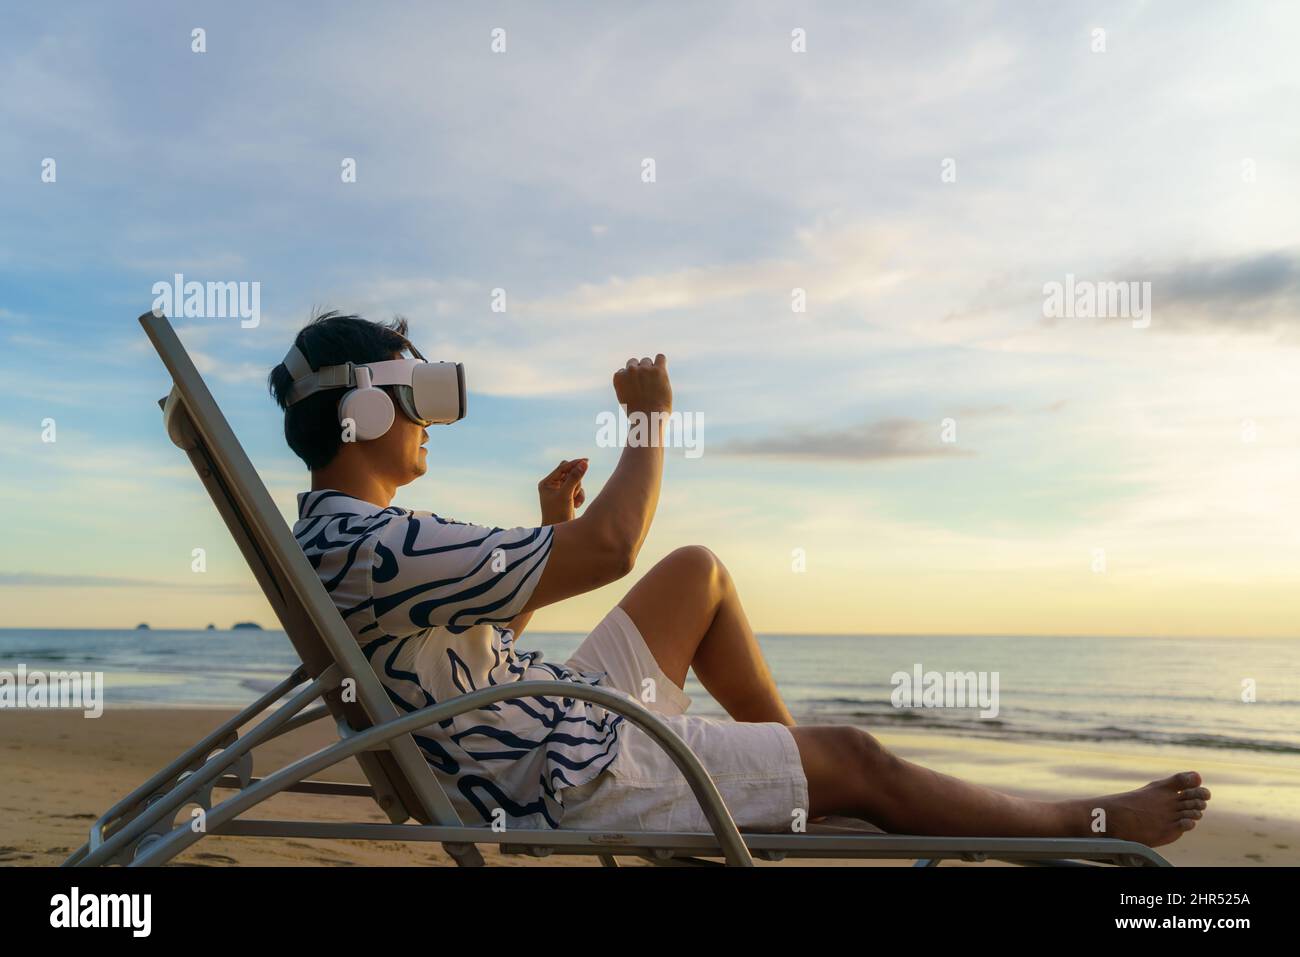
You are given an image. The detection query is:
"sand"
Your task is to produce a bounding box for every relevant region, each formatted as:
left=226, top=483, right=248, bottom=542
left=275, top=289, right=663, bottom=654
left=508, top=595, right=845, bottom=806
left=2, top=707, right=1297, bottom=867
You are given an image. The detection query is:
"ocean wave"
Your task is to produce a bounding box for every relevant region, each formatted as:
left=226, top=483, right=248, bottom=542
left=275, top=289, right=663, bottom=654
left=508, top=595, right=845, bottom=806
left=825, top=708, right=1300, bottom=755
left=0, top=652, right=104, bottom=664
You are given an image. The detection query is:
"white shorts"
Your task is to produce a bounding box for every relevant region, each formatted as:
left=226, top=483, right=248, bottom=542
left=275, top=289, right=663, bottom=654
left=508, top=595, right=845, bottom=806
left=560, top=605, right=809, bottom=833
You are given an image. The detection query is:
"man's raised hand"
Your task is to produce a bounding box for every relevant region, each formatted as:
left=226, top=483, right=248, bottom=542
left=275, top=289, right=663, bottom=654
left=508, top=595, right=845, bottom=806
left=519, top=359, right=671, bottom=611
left=612, top=354, right=672, bottom=415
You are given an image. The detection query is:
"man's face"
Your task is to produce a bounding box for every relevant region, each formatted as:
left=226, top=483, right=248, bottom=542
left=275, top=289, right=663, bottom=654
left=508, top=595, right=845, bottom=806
left=369, top=398, right=428, bottom=485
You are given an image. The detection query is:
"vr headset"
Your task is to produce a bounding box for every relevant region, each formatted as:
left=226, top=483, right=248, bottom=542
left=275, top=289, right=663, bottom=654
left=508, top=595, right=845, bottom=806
left=281, top=342, right=466, bottom=441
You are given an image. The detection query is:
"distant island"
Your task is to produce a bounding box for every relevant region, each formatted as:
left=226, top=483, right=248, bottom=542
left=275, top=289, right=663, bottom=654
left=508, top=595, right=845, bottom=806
left=135, top=623, right=150, bottom=630
left=205, top=623, right=216, bottom=630
left=231, top=622, right=263, bottom=630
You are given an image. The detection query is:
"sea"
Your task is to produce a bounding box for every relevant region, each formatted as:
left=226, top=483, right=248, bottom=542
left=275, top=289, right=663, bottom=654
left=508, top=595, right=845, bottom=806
left=1, top=628, right=1295, bottom=758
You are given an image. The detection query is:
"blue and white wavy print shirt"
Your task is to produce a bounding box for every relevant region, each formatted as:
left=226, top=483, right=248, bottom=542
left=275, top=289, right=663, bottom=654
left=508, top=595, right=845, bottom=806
left=293, top=489, right=623, bottom=829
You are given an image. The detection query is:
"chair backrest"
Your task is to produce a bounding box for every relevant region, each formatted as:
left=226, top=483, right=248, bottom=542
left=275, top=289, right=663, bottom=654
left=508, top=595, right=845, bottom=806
left=138, top=311, right=466, bottom=832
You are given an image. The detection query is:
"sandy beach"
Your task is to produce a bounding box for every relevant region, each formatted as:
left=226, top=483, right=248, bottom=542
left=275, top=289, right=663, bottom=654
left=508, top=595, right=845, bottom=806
left=2, top=707, right=1296, bottom=867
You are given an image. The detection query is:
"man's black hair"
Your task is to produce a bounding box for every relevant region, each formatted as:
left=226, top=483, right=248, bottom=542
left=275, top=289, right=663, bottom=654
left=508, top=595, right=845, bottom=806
left=268, top=310, right=414, bottom=470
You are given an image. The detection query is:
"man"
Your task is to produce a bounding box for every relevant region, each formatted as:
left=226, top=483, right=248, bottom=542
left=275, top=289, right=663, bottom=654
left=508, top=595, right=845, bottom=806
left=269, top=311, right=1210, bottom=843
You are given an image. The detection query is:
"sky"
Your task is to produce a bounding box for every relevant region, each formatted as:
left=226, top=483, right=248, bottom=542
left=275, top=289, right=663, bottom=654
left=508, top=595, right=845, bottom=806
left=2, top=1, right=1297, bottom=636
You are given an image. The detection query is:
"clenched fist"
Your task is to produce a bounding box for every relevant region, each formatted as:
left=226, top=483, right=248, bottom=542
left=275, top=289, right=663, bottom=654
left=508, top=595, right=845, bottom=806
left=612, top=354, right=672, bottom=415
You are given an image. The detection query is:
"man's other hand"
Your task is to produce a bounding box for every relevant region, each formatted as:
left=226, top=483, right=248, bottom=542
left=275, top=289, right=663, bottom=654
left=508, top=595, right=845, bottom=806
left=538, top=458, right=587, bottom=524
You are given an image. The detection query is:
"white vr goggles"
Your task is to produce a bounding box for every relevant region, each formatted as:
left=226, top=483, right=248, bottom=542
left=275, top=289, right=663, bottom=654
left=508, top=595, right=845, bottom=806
left=282, top=343, right=466, bottom=441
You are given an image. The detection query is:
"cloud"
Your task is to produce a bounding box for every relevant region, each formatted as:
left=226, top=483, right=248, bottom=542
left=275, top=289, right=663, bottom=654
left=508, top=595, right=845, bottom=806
left=970, top=250, right=1300, bottom=341
left=1147, top=250, right=1300, bottom=331
left=717, top=417, right=972, bottom=462
left=1029, top=250, right=1300, bottom=335
left=0, top=572, right=167, bottom=587
left=331, top=220, right=914, bottom=399
left=0, top=572, right=256, bottom=594
left=518, top=224, right=910, bottom=321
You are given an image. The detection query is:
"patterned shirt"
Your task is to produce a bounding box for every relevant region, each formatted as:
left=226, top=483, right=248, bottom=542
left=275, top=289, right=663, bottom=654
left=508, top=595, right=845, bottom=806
left=293, top=489, right=624, bottom=829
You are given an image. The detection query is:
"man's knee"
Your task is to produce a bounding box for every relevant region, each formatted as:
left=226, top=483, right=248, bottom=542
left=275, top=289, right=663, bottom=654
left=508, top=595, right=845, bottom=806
left=664, top=545, right=730, bottom=595
left=797, top=726, right=900, bottom=816
left=833, top=726, right=898, bottom=779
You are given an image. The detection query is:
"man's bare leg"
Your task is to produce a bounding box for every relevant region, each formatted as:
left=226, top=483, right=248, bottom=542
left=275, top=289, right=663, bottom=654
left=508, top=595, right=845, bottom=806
left=616, top=547, right=1210, bottom=847
left=791, top=725, right=1211, bottom=847
left=618, top=545, right=795, bottom=725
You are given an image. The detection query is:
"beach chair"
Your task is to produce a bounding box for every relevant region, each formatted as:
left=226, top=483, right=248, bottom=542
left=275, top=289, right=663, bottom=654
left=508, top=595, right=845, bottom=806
left=63, top=312, right=1170, bottom=868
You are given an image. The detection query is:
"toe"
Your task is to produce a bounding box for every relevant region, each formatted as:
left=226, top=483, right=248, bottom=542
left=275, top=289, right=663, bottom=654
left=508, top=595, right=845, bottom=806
left=1179, top=809, right=1203, bottom=820
left=1171, top=771, right=1202, bottom=790
left=1181, top=786, right=1211, bottom=801
left=1180, top=798, right=1207, bottom=810
left=1177, top=818, right=1197, bottom=831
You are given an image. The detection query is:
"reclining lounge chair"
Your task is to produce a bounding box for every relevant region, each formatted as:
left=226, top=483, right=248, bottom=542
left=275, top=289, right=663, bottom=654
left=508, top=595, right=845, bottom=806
left=63, top=312, right=1170, bottom=868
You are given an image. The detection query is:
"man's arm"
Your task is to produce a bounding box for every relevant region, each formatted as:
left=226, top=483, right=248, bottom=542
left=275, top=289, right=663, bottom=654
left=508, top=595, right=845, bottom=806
left=505, top=460, right=588, bottom=637
left=519, top=355, right=672, bottom=612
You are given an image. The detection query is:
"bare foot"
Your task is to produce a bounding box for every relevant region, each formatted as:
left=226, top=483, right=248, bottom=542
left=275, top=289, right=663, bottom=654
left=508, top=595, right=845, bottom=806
left=1075, top=772, right=1211, bottom=847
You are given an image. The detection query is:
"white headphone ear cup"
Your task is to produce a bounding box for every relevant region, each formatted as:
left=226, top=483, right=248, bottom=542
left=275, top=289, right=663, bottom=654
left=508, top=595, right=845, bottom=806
left=339, top=388, right=395, bottom=441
